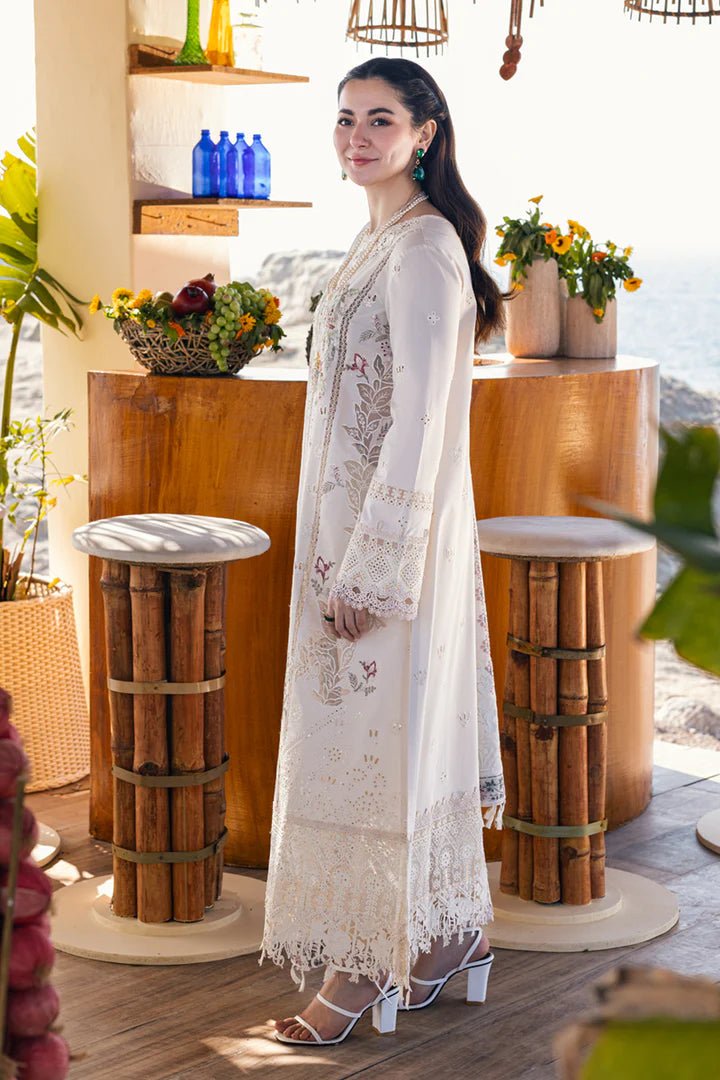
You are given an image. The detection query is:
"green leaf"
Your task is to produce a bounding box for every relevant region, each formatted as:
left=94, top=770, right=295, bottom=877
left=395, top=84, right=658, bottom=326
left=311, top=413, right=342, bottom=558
left=0, top=214, right=36, bottom=263
left=654, top=426, right=719, bottom=535
left=638, top=566, right=720, bottom=675
left=0, top=156, right=37, bottom=224
left=583, top=1019, right=720, bottom=1080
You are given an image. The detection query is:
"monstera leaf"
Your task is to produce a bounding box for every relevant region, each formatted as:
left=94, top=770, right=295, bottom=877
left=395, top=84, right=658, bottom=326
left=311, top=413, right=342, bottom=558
left=580, top=425, right=720, bottom=677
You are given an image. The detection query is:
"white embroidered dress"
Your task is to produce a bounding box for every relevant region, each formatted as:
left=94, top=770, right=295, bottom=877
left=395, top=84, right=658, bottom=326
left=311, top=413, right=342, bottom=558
left=260, top=213, right=505, bottom=998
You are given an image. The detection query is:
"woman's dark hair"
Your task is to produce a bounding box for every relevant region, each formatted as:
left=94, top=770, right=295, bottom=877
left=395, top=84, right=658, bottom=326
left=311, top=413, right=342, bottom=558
left=338, top=57, right=510, bottom=346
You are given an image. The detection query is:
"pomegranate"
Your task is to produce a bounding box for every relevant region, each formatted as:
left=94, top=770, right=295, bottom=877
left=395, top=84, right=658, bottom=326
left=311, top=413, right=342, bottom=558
left=170, top=285, right=211, bottom=318
left=0, top=738, right=30, bottom=797
left=0, top=859, right=53, bottom=925
left=6, top=985, right=60, bottom=1038
left=0, top=801, right=39, bottom=861
left=8, top=924, right=55, bottom=990
left=10, top=1032, right=70, bottom=1080
left=185, top=272, right=216, bottom=298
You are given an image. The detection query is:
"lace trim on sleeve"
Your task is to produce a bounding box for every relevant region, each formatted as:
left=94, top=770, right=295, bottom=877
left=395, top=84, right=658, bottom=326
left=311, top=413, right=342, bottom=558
left=330, top=478, right=433, bottom=620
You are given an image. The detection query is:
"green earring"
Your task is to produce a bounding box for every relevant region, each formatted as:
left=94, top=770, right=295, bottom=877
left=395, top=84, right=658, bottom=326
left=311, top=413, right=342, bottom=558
left=412, top=147, right=426, bottom=182
left=341, top=169, right=347, bottom=181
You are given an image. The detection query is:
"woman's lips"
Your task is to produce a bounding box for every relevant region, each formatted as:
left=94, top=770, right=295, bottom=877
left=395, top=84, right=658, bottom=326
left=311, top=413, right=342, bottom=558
left=350, top=158, right=376, bottom=166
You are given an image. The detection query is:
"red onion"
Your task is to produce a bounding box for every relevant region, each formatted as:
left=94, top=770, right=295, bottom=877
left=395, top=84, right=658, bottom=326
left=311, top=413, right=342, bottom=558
left=0, top=860, right=53, bottom=925
left=8, top=924, right=55, bottom=990
left=0, top=801, right=39, bottom=861
left=6, top=985, right=60, bottom=1038
left=0, top=739, right=30, bottom=798
left=10, top=1033, right=70, bottom=1080
left=0, top=687, right=11, bottom=737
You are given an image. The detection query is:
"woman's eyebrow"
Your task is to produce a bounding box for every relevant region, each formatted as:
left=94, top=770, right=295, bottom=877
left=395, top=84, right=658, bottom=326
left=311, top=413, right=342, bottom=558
left=337, top=107, right=396, bottom=116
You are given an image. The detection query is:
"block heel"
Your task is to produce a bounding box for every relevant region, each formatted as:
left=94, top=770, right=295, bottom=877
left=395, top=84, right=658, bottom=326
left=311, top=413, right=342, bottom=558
left=372, top=988, right=399, bottom=1035
left=466, top=956, right=492, bottom=1005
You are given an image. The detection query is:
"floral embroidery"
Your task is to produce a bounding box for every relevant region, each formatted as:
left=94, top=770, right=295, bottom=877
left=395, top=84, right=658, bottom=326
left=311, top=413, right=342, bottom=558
left=427, top=311, right=440, bottom=325
left=420, top=413, right=431, bottom=426
left=347, top=352, right=369, bottom=377
left=350, top=659, right=378, bottom=697
left=314, top=555, right=334, bottom=583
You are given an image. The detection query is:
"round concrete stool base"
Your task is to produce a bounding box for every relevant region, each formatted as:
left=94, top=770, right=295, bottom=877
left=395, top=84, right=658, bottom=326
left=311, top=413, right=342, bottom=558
left=696, top=808, right=720, bottom=855
left=32, top=823, right=61, bottom=868
left=51, top=873, right=265, bottom=964
left=487, top=863, right=678, bottom=951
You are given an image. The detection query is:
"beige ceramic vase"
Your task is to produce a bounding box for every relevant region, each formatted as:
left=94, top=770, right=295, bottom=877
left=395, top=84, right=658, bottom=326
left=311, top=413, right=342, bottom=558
left=564, top=295, right=617, bottom=359
left=557, top=277, right=569, bottom=356
left=505, top=256, right=560, bottom=358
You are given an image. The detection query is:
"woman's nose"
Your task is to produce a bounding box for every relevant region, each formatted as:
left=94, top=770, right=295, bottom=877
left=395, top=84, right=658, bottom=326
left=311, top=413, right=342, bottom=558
left=349, top=126, right=370, bottom=147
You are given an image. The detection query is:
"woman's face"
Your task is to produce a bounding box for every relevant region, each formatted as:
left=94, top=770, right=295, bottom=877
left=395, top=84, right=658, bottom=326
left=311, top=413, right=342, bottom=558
left=334, top=77, right=431, bottom=187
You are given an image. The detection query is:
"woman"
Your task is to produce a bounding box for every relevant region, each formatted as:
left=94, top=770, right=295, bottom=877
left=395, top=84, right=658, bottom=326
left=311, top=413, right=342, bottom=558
left=261, top=56, right=508, bottom=1046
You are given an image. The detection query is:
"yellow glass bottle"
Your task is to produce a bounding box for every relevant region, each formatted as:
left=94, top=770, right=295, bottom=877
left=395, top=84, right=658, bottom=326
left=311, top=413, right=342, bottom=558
left=206, top=0, right=235, bottom=67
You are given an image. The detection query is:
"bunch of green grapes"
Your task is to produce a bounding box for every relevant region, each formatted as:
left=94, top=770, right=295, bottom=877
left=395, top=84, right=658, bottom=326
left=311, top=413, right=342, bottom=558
left=207, top=285, right=243, bottom=372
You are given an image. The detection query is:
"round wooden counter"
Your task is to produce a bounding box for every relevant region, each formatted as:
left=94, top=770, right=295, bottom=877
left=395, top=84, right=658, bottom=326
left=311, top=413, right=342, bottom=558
left=87, top=354, right=659, bottom=866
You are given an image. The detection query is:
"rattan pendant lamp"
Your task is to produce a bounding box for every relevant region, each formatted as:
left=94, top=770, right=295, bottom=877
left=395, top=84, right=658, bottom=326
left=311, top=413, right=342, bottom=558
left=346, top=1, right=450, bottom=56
left=624, top=0, right=717, bottom=21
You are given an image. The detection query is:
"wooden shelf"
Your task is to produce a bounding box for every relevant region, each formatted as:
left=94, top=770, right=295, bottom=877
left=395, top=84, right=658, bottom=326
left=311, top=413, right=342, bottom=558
left=133, top=198, right=313, bottom=236
left=128, top=44, right=308, bottom=85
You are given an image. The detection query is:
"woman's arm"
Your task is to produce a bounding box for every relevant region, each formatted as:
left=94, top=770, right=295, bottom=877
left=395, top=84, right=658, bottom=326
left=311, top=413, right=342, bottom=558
left=330, top=233, right=464, bottom=621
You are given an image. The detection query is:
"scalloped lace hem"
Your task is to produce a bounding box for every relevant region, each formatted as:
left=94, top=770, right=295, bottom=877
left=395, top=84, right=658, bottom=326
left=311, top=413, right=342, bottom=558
left=328, top=579, right=418, bottom=620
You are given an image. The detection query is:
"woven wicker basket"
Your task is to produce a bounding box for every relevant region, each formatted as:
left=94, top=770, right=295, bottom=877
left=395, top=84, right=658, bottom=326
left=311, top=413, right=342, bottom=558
left=119, top=319, right=254, bottom=376
left=0, top=577, right=90, bottom=792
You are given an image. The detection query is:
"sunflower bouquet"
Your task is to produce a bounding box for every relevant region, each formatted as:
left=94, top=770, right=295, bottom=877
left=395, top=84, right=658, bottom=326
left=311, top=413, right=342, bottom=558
left=495, top=196, right=642, bottom=324
left=91, top=273, right=285, bottom=374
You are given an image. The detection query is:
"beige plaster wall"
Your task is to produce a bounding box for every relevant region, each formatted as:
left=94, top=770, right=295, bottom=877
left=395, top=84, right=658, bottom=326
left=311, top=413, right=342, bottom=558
left=35, top=0, right=229, bottom=688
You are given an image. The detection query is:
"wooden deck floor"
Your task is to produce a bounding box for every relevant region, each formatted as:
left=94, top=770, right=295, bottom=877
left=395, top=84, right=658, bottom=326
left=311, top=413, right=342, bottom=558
left=27, top=744, right=720, bottom=1080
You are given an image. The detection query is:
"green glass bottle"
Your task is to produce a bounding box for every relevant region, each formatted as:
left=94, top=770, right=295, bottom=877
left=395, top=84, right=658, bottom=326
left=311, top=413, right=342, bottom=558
left=175, top=0, right=209, bottom=66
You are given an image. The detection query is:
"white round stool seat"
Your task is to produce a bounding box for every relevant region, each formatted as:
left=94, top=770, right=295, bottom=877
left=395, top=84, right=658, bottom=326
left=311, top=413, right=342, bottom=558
left=72, top=514, right=270, bottom=565
left=476, top=515, right=656, bottom=562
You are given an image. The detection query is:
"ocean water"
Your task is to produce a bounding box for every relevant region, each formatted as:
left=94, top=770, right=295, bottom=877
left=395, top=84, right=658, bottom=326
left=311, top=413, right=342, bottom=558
left=617, top=256, right=720, bottom=393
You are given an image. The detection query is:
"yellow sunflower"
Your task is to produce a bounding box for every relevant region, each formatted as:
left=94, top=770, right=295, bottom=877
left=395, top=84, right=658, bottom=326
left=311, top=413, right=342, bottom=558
left=623, top=246, right=633, bottom=258
left=263, top=302, right=281, bottom=326
left=593, top=307, right=605, bottom=318
left=132, top=289, right=153, bottom=309
left=551, top=235, right=572, bottom=255
left=496, top=228, right=505, bottom=237
left=623, top=277, right=642, bottom=292
left=495, top=256, right=509, bottom=267
left=529, top=195, right=543, bottom=204
left=111, top=287, right=134, bottom=305
left=238, top=313, right=256, bottom=334
left=89, top=294, right=103, bottom=315
left=512, top=281, right=525, bottom=292
left=567, top=219, right=588, bottom=239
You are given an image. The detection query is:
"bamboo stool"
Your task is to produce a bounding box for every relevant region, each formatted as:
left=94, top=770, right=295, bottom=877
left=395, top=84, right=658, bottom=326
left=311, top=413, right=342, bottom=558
left=51, top=514, right=269, bottom=964
left=477, top=515, right=679, bottom=951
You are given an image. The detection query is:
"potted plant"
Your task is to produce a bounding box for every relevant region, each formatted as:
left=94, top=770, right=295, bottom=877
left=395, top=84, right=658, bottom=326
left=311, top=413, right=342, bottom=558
left=0, top=129, right=90, bottom=791
left=495, top=197, right=643, bottom=360
left=495, top=195, right=564, bottom=358
left=93, top=274, right=286, bottom=375
left=558, top=228, right=642, bottom=358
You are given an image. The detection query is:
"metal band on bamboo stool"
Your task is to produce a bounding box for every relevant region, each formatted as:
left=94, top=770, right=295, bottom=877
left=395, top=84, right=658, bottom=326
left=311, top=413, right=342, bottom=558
left=502, top=814, right=608, bottom=838
left=112, top=828, right=228, bottom=865
left=506, top=633, right=606, bottom=661
left=107, top=674, right=226, bottom=696
left=503, top=702, right=608, bottom=727
left=112, top=756, right=230, bottom=789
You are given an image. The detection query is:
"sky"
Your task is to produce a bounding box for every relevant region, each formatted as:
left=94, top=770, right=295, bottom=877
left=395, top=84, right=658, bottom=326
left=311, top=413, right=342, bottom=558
left=2, top=0, right=719, bottom=265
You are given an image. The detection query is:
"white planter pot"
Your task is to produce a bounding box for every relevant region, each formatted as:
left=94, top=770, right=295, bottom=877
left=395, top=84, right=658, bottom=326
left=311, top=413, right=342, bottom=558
left=564, top=295, right=617, bottom=359
left=505, top=257, right=560, bottom=359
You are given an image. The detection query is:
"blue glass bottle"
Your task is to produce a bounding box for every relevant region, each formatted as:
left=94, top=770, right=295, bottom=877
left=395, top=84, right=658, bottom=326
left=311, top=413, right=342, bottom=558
left=192, top=129, right=218, bottom=197
left=244, top=134, right=271, bottom=200
left=217, top=130, right=238, bottom=197
left=234, top=133, right=249, bottom=197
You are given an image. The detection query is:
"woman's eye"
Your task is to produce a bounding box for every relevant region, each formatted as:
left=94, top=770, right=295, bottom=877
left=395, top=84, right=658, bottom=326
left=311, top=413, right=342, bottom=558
left=336, top=118, right=390, bottom=127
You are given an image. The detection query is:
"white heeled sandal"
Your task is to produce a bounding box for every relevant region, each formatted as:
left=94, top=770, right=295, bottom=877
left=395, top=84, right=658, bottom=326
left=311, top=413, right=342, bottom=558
left=399, top=929, right=494, bottom=1011
left=274, top=973, right=400, bottom=1046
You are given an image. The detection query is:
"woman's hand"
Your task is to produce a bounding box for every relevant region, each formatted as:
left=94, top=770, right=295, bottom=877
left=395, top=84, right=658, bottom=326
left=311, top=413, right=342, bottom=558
left=326, top=594, right=370, bottom=642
